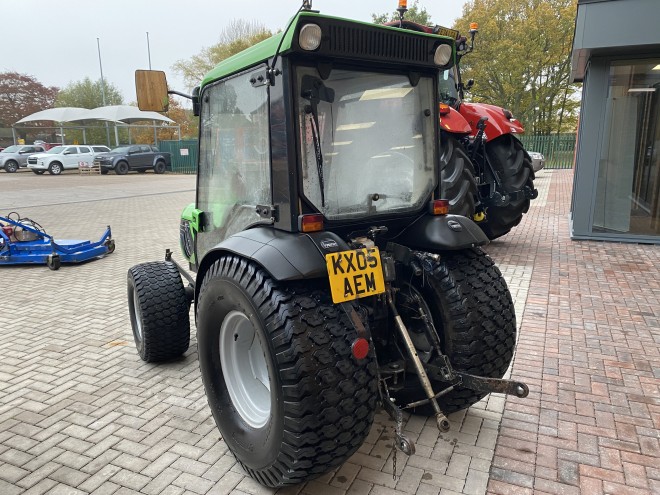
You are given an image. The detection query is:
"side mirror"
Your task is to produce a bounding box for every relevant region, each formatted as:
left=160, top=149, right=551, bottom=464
left=135, top=70, right=169, bottom=112
left=466, top=79, right=474, bottom=91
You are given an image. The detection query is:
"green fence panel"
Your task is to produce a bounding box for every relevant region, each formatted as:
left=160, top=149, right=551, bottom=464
left=518, top=133, right=576, bottom=169
left=159, top=140, right=198, bottom=174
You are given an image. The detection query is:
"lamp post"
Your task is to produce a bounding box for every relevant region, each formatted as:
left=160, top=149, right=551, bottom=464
left=147, top=32, right=158, bottom=146
left=97, top=37, right=111, bottom=146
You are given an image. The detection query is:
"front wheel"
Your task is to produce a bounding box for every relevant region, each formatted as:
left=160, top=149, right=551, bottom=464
left=115, top=161, right=129, bottom=175
left=127, top=261, right=190, bottom=362
left=480, top=134, right=535, bottom=239
left=48, top=162, right=63, bottom=175
left=197, top=255, right=378, bottom=487
left=392, top=248, right=516, bottom=414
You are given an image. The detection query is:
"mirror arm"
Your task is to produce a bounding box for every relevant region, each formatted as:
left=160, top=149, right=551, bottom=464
left=168, top=90, right=193, bottom=100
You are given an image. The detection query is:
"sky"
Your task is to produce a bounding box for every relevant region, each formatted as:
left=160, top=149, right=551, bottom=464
left=1, top=0, right=467, bottom=105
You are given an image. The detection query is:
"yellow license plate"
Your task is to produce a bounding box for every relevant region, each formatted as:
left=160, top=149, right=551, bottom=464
left=325, top=247, right=386, bottom=303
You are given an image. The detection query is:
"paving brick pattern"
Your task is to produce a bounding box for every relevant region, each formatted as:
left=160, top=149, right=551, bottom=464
left=0, top=169, right=657, bottom=495
left=485, top=170, right=660, bottom=495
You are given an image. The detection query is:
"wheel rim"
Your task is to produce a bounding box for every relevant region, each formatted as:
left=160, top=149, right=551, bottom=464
left=219, top=310, right=270, bottom=428
left=133, top=290, right=144, bottom=341
left=52, top=163, right=61, bottom=174
left=7, top=162, right=17, bottom=172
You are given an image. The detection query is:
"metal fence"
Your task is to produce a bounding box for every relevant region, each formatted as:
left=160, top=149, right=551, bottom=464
left=519, top=133, right=576, bottom=169
left=159, top=140, right=198, bottom=174
left=161, top=133, right=577, bottom=174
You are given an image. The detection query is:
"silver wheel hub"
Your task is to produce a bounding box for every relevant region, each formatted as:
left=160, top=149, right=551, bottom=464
left=133, top=290, right=143, bottom=340
left=219, top=310, right=271, bottom=428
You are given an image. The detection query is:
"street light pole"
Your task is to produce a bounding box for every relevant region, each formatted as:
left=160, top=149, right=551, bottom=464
left=97, top=37, right=111, bottom=146
left=147, top=32, right=158, bottom=146
left=146, top=32, right=152, bottom=70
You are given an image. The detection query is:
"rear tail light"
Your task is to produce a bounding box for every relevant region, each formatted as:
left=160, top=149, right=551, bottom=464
left=429, top=199, right=450, bottom=215
left=1, top=226, right=13, bottom=237
left=299, top=214, right=324, bottom=233
left=351, top=338, right=370, bottom=360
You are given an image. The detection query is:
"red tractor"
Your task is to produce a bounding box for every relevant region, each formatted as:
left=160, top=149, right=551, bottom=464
left=387, top=19, right=538, bottom=239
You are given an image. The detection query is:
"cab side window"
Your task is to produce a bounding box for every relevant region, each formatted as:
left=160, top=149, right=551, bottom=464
left=197, top=67, right=270, bottom=257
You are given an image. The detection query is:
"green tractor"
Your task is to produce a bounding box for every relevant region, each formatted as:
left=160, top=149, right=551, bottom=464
left=128, top=1, right=528, bottom=488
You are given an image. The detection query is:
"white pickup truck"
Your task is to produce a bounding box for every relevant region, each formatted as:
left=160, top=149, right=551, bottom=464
left=27, top=145, right=110, bottom=175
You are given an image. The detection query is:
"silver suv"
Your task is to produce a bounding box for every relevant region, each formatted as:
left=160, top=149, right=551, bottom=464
left=0, top=145, right=46, bottom=173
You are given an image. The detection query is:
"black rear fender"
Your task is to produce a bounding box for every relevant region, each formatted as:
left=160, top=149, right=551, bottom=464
left=194, top=227, right=349, bottom=303
left=399, top=214, right=489, bottom=252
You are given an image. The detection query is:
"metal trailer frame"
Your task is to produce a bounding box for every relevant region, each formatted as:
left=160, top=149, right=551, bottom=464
left=0, top=215, right=114, bottom=270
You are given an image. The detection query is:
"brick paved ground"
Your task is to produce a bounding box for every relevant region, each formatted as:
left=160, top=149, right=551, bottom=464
left=0, top=169, right=657, bottom=495
left=486, top=171, right=660, bottom=495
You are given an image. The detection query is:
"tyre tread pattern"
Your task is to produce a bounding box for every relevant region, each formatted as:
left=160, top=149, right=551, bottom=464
left=481, top=134, right=535, bottom=239
left=199, top=256, right=378, bottom=487
left=397, top=248, right=516, bottom=413
left=128, top=261, right=190, bottom=362
left=440, top=132, right=477, bottom=217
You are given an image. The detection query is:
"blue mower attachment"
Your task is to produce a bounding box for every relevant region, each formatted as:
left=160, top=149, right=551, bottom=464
left=0, top=213, right=115, bottom=270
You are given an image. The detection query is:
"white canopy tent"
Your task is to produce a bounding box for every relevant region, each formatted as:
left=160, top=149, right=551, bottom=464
left=13, top=106, right=178, bottom=147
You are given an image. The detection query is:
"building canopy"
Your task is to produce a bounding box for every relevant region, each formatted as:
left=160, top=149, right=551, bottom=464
left=14, top=105, right=174, bottom=125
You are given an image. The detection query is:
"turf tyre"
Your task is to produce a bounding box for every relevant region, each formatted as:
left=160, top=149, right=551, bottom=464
left=392, top=247, right=516, bottom=414
left=440, top=132, right=477, bottom=217
left=127, top=261, right=190, bottom=362
left=197, top=255, right=378, bottom=487
left=480, top=134, right=535, bottom=239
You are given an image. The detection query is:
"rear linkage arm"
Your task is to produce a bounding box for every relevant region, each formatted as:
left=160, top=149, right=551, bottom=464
left=379, top=243, right=529, bottom=435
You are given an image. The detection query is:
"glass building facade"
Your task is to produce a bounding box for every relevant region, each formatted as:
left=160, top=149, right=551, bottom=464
left=571, top=0, right=660, bottom=243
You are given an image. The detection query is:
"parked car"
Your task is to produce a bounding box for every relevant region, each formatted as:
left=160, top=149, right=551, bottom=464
left=528, top=151, right=545, bottom=172
left=27, top=145, right=110, bottom=175
left=94, top=145, right=172, bottom=175
left=0, top=145, right=46, bottom=173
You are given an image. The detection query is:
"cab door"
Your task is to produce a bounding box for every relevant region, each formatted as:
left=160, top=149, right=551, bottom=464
left=62, top=146, right=81, bottom=169
left=77, top=146, right=94, bottom=168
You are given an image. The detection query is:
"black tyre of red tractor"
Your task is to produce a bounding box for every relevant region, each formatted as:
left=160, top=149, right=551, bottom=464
left=196, top=255, right=378, bottom=488
left=440, top=132, right=477, bottom=218
left=127, top=261, right=190, bottom=362
left=392, top=247, right=516, bottom=415
left=480, top=134, right=535, bottom=240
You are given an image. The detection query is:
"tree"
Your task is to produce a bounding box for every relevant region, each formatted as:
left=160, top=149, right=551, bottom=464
left=173, top=20, right=272, bottom=90
left=372, top=0, right=433, bottom=25
left=0, top=72, right=58, bottom=127
left=453, top=0, right=579, bottom=134
left=132, top=97, right=199, bottom=143
left=55, top=77, right=123, bottom=109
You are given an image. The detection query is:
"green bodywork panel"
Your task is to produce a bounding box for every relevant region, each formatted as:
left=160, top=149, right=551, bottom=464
left=201, top=11, right=454, bottom=89
left=181, top=203, right=202, bottom=264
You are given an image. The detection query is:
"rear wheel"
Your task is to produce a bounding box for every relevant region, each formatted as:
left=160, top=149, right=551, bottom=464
left=480, top=135, right=535, bottom=239
left=392, top=248, right=516, bottom=414
left=4, top=160, right=18, bottom=173
left=197, top=255, right=378, bottom=487
left=127, top=261, right=190, bottom=362
left=115, top=161, right=129, bottom=175
left=48, top=162, right=63, bottom=175
left=154, top=160, right=166, bottom=174
left=440, top=132, right=477, bottom=217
